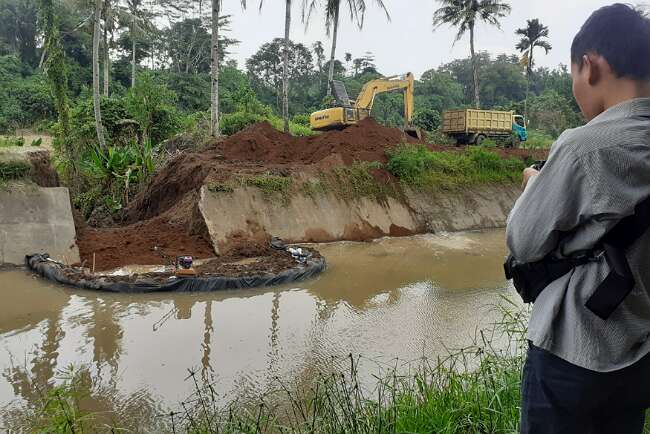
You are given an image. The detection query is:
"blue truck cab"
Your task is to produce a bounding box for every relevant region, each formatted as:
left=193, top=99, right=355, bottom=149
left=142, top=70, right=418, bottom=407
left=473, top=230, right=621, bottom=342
left=513, top=115, right=528, bottom=143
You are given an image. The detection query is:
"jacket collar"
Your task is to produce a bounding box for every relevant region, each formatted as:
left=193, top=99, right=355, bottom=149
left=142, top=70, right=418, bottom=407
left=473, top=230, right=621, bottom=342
left=588, top=97, right=650, bottom=125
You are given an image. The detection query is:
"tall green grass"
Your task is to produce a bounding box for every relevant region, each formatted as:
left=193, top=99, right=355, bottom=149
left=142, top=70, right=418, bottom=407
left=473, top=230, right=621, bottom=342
left=0, top=159, right=31, bottom=181
left=0, top=136, right=25, bottom=147
left=167, top=300, right=529, bottom=433
left=522, top=130, right=555, bottom=149
left=386, top=144, right=526, bottom=189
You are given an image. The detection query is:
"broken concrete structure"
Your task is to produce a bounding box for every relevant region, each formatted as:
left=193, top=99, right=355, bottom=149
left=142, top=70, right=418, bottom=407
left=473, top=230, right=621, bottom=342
left=0, top=146, right=78, bottom=266
left=0, top=186, right=79, bottom=266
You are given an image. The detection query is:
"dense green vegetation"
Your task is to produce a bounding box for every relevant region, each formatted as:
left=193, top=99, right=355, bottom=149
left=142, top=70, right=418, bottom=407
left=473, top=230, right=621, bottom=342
left=0, top=0, right=580, bottom=137
left=0, top=0, right=578, bottom=212
left=0, top=0, right=576, bottom=222
left=387, top=145, right=528, bottom=189
left=0, top=159, right=31, bottom=181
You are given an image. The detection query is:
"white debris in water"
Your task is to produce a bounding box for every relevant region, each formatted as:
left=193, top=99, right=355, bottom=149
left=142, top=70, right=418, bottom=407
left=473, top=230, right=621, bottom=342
left=102, top=265, right=170, bottom=277
left=419, top=232, right=479, bottom=251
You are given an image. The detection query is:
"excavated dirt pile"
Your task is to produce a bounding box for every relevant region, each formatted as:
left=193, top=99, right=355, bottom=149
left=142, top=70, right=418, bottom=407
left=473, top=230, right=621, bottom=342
left=124, top=118, right=421, bottom=223
left=217, top=118, right=420, bottom=165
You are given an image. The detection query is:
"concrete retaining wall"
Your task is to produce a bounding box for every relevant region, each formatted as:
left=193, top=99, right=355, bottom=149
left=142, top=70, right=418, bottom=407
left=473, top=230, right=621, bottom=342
left=199, top=183, right=520, bottom=254
left=0, top=186, right=79, bottom=265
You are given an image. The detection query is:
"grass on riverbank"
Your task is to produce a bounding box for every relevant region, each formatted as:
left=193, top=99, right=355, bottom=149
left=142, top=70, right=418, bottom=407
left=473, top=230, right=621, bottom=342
left=14, top=299, right=650, bottom=433
left=168, top=300, right=528, bottom=433
left=6, top=300, right=526, bottom=433
left=0, top=159, right=31, bottom=181
left=386, top=144, right=528, bottom=189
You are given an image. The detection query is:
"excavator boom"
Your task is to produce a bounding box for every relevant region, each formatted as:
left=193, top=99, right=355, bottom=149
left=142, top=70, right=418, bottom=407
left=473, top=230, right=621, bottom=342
left=354, top=73, right=415, bottom=125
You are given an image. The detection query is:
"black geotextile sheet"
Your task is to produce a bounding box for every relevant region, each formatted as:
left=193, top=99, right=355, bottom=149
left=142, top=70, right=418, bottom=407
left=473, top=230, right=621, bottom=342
left=26, top=253, right=326, bottom=293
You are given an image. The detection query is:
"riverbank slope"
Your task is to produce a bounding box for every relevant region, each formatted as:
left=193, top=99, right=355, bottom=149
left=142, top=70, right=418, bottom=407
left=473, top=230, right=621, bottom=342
left=74, top=119, right=541, bottom=269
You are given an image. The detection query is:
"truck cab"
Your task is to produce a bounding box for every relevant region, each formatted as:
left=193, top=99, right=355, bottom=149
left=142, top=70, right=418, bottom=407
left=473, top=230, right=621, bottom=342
left=512, top=115, right=528, bottom=143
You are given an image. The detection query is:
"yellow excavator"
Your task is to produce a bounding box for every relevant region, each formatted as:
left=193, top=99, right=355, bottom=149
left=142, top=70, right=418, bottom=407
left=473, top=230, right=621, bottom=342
left=310, top=72, right=422, bottom=139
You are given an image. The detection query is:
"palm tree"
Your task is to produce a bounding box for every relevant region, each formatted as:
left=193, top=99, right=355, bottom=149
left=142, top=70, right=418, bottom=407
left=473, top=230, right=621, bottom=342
left=516, top=19, right=551, bottom=122
left=127, top=0, right=142, bottom=88
left=122, top=0, right=157, bottom=88
left=92, top=0, right=107, bottom=149
left=344, top=51, right=351, bottom=74
left=433, top=0, right=511, bottom=109
left=210, top=0, right=248, bottom=137
left=282, top=0, right=291, bottom=133
left=515, top=18, right=551, bottom=77
left=302, top=0, right=389, bottom=96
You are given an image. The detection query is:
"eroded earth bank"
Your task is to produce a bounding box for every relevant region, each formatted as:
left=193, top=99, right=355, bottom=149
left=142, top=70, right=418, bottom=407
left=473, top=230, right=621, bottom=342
left=71, top=119, right=542, bottom=271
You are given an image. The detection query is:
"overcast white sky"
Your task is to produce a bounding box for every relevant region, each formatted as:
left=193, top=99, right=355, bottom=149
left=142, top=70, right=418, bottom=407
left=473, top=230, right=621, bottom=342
left=219, top=0, right=641, bottom=78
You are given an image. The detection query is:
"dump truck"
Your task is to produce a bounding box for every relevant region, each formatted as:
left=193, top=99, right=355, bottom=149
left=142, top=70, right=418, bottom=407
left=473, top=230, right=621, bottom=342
left=310, top=73, right=422, bottom=139
left=442, top=109, right=527, bottom=147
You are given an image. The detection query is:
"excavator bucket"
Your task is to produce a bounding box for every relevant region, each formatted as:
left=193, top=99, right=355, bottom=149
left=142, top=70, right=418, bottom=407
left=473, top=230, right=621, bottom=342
left=404, top=127, right=423, bottom=140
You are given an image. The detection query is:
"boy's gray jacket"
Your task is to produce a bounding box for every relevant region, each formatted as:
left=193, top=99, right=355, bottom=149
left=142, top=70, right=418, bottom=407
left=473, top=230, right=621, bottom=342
left=507, top=98, right=650, bottom=372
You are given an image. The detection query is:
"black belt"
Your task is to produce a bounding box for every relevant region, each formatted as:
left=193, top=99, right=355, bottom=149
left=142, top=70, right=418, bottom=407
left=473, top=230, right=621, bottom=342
left=505, top=195, right=650, bottom=320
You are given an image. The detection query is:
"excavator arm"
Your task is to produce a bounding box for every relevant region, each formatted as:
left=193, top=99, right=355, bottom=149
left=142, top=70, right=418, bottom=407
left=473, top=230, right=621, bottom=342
left=354, top=73, right=415, bottom=125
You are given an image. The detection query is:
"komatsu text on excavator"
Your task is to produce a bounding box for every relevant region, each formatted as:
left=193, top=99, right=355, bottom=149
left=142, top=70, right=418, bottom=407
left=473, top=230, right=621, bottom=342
left=310, top=72, right=422, bottom=139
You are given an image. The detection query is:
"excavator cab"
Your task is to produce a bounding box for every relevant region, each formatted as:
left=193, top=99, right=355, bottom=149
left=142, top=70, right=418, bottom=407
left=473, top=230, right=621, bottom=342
left=331, top=81, right=352, bottom=108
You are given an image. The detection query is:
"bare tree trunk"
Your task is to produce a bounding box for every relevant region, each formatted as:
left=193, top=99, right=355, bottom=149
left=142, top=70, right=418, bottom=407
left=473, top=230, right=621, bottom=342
left=524, top=47, right=533, bottom=121
left=92, top=0, right=106, bottom=149
left=210, top=0, right=220, bottom=137
left=131, top=19, right=136, bottom=88
left=38, top=47, right=46, bottom=70
left=103, top=22, right=109, bottom=96
left=469, top=24, right=480, bottom=109
left=282, top=0, right=291, bottom=133
left=326, top=1, right=340, bottom=97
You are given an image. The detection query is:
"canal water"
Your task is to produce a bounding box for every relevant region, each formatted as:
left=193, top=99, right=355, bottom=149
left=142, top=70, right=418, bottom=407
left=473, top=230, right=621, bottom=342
left=0, top=229, right=517, bottom=430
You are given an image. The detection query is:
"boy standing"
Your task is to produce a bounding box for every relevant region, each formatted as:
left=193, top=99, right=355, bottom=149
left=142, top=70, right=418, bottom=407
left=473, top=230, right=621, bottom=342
left=506, top=4, right=650, bottom=433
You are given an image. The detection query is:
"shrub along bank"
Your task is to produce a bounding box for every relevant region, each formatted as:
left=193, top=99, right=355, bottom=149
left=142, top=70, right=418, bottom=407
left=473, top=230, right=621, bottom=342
left=387, top=144, right=529, bottom=189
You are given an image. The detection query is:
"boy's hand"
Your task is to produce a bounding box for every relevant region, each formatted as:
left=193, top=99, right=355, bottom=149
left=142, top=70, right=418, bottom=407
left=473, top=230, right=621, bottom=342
left=522, top=167, right=540, bottom=189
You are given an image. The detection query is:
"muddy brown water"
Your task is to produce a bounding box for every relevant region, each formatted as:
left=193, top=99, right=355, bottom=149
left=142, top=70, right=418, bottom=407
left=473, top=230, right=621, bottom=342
left=0, top=229, right=518, bottom=430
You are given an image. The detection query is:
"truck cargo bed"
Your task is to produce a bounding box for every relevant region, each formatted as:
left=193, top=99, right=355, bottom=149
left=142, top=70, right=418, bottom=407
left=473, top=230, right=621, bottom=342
left=442, top=109, right=513, bottom=134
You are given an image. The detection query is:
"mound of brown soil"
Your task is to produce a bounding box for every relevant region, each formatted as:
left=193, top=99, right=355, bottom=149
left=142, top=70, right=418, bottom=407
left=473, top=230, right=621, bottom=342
left=76, top=216, right=214, bottom=271
left=124, top=152, right=219, bottom=222
left=124, top=119, right=419, bottom=222
left=218, top=118, right=419, bottom=165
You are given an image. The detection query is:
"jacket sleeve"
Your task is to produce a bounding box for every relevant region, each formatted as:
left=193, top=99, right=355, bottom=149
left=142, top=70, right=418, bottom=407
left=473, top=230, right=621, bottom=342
left=506, top=147, right=592, bottom=263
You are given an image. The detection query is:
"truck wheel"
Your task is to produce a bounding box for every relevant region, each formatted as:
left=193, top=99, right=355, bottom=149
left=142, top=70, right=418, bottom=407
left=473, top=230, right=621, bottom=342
left=474, top=134, right=486, bottom=146
left=511, top=136, right=521, bottom=148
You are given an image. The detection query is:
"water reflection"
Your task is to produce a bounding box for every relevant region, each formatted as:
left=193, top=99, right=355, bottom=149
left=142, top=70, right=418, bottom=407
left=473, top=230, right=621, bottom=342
left=0, top=230, right=516, bottom=430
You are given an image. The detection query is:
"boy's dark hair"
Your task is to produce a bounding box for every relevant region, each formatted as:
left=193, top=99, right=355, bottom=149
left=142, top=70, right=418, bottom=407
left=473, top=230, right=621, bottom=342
left=571, top=3, right=650, bottom=79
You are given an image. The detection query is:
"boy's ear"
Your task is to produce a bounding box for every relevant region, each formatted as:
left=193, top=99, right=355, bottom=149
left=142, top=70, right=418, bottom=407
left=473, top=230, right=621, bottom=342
left=584, top=54, right=602, bottom=86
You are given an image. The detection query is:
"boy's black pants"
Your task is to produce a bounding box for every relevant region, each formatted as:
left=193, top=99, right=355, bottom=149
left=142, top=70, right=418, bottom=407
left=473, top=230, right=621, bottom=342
left=521, top=343, right=650, bottom=434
